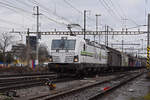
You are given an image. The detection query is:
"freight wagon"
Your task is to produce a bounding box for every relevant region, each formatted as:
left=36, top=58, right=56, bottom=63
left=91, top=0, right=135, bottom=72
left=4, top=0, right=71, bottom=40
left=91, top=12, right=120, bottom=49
left=48, top=35, right=146, bottom=75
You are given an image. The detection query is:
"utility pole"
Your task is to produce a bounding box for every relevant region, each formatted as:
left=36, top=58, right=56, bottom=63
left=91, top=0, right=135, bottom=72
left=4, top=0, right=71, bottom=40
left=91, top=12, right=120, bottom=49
left=122, top=40, right=124, bottom=52
left=147, top=14, right=150, bottom=69
left=141, top=39, right=143, bottom=51
left=95, top=14, right=101, bottom=43
left=27, top=28, right=30, bottom=67
left=84, top=10, right=86, bottom=40
left=106, top=25, right=109, bottom=46
left=33, top=6, right=41, bottom=66
left=105, top=25, right=107, bottom=46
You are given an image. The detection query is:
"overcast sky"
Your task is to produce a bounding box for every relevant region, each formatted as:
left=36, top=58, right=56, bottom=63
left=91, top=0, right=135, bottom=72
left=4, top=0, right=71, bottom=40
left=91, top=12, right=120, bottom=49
left=0, top=0, right=148, bottom=31
left=0, top=0, right=149, bottom=56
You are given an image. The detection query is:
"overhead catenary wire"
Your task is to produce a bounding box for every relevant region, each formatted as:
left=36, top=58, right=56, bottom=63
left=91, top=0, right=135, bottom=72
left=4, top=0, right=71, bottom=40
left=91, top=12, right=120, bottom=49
left=63, top=0, right=109, bottom=31
left=98, top=0, right=121, bottom=23
left=64, top=0, right=117, bottom=30
left=2, top=0, right=71, bottom=30
left=27, top=0, right=86, bottom=30
left=112, top=0, right=126, bottom=18
left=63, top=0, right=95, bottom=22
left=105, top=0, right=123, bottom=19
left=40, top=9, right=70, bottom=25
left=101, top=0, right=122, bottom=21
left=42, top=14, right=68, bottom=26
left=0, top=1, right=36, bottom=31
left=0, top=0, right=64, bottom=31
left=0, top=1, right=32, bottom=14
left=0, top=0, right=143, bottom=32
left=98, top=0, right=139, bottom=28
left=63, top=0, right=82, bottom=15
left=106, top=0, right=138, bottom=26
left=11, top=0, right=68, bottom=28
left=0, top=1, right=34, bottom=21
left=27, top=0, right=72, bottom=24
left=14, top=0, right=33, bottom=8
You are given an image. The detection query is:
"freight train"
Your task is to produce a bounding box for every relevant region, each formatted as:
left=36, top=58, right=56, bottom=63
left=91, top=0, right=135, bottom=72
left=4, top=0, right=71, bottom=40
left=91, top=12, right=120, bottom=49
left=48, top=35, right=146, bottom=75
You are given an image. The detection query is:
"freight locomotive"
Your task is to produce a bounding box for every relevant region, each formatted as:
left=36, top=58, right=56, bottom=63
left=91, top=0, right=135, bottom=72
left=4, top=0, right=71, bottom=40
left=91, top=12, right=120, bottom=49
left=48, top=35, right=146, bottom=75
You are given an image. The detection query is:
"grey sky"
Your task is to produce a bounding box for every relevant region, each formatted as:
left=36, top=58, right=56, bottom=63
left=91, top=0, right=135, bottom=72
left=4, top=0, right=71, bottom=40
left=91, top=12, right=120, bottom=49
left=0, top=0, right=148, bottom=31
left=0, top=0, right=148, bottom=57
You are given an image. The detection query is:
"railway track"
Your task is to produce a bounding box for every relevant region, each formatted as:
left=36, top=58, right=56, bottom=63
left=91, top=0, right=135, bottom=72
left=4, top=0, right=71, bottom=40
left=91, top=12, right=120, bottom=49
left=27, top=70, right=145, bottom=100
left=88, top=72, right=143, bottom=100
left=0, top=74, right=56, bottom=83
left=0, top=72, right=55, bottom=78
left=0, top=72, right=79, bottom=95
left=0, top=73, right=57, bottom=92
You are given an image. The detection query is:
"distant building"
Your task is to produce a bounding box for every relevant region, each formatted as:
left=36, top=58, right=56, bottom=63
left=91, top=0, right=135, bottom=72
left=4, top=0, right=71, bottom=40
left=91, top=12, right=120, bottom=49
left=26, top=36, right=36, bottom=51
left=11, top=43, right=26, bottom=59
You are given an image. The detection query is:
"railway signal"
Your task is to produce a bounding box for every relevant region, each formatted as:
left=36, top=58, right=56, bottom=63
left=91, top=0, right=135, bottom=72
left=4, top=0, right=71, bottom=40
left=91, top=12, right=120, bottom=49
left=147, top=14, right=150, bottom=70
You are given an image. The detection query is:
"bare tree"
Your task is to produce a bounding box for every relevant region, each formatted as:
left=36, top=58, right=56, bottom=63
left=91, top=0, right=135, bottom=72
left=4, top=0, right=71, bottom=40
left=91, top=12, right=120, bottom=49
left=0, top=33, right=13, bottom=66
left=12, top=43, right=49, bottom=66
left=38, top=44, right=49, bottom=63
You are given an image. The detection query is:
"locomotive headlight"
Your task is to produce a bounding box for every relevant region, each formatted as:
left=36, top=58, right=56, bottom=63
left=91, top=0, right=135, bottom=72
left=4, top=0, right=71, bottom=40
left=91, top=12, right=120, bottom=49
left=74, top=55, right=78, bottom=62
left=49, top=56, right=53, bottom=62
left=49, top=58, right=53, bottom=62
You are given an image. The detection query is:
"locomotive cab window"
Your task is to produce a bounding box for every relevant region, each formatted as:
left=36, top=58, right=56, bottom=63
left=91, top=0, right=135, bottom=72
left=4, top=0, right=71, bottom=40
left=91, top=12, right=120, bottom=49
left=51, top=39, right=76, bottom=50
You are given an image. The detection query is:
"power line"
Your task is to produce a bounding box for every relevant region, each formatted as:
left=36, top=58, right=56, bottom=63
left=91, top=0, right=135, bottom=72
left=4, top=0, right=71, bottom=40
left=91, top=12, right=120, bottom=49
left=98, top=0, right=121, bottom=23
left=27, top=0, right=85, bottom=30
left=98, top=0, right=139, bottom=28
left=42, top=14, right=67, bottom=26
left=0, top=1, right=42, bottom=31
left=13, top=0, right=69, bottom=28
left=106, top=0, right=124, bottom=19
left=106, top=0, right=138, bottom=26
left=14, top=0, right=33, bottom=8
left=0, top=0, right=70, bottom=30
left=27, top=0, right=72, bottom=24
left=0, top=1, right=32, bottom=14
left=102, top=0, right=121, bottom=20
left=0, top=1, right=34, bottom=21
left=63, top=0, right=82, bottom=15
left=63, top=0, right=95, bottom=22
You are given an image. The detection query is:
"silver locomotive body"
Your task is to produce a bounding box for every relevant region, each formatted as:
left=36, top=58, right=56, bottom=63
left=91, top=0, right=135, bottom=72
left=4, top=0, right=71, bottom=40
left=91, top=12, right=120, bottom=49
left=48, top=35, right=108, bottom=74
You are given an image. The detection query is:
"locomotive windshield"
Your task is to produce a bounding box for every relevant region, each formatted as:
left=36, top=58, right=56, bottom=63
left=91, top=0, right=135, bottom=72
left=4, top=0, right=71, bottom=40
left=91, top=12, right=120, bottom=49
left=51, top=39, right=76, bottom=50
